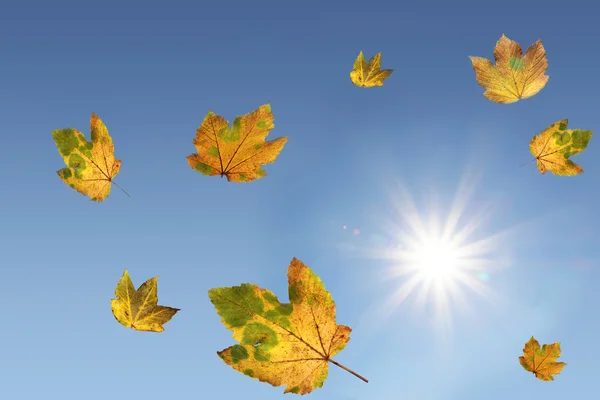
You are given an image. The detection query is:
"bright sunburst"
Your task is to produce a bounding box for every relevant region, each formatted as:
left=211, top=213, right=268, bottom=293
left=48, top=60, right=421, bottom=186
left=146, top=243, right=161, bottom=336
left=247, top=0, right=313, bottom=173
left=368, top=171, right=512, bottom=338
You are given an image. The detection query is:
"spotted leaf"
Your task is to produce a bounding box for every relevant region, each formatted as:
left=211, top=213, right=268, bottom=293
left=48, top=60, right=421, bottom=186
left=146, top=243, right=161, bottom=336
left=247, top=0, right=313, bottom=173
left=52, top=113, right=122, bottom=202
left=186, top=104, right=287, bottom=183
left=208, top=258, right=367, bottom=395
left=529, top=119, right=593, bottom=176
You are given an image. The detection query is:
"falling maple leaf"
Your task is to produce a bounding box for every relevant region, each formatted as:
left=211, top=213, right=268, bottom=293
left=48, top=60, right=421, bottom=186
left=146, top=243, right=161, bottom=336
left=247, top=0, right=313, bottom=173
left=519, top=336, right=566, bottom=381
left=186, top=104, right=287, bottom=183
left=350, top=51, right=393, bottom=88
left=469, top=34, right=549, bottom=104
left=208, top=257, right=368, bottom=395
left=111, top=270, right=179, bottom=332
left=52, top=113, right=128, bottom=202
left=529, top=119, right=593, bottom=176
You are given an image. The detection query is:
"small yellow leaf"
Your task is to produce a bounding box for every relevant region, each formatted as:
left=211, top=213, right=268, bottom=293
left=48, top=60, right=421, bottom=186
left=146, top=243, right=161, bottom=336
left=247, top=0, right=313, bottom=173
left=350, top=51, right=393, bottom=88
left=519, top=336, right=566, bottom=381
left=186, top=104, right=287, bottom=183
left=52, top=113, right=122, bottom=202
left=469, top=34, right=549, bottom=103
left=529, top=119, right=593, bottom=176
left=111, top=270, right=179, bottom=332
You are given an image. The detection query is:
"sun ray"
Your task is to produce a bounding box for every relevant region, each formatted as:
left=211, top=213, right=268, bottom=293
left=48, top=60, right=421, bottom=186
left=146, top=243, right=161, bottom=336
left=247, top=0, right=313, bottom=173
left=368, top=170, right=513, bottom=338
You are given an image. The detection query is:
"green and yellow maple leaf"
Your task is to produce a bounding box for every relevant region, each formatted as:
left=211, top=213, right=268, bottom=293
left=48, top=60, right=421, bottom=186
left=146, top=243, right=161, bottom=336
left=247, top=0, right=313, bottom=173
left=209, top=257, right=367, bottom=395
left=469, top=34, right=549, bottom=104
left=350, top=51, right=393, bottom=88
left=186, top=104, right=287, bottom=183
left=111, top=270, right=180, bottom=332
left=52, top=113, right=126, bottom=202
left=519, top=336, right=566, bottom=381
left=529, top=119, right=593, bottom=176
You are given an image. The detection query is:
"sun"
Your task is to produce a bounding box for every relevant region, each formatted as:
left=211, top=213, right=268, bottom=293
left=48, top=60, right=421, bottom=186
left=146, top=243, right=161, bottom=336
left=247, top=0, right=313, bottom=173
left=412, top=237, right=460, bottom=281
left=361, top=172, right=512, bottom=338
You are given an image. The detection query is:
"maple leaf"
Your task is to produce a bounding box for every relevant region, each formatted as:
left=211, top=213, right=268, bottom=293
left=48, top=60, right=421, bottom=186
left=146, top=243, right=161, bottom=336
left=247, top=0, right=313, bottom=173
left=52, top=113, right=128, bottom=202
left=469, top=34, right=549, bottom=104
left=529, top=119, right=593, bottom=176
left=111, top=270, right=180, bottom=332
left=186, top=104, right=287, bottom=183
left=350, top=51, right=393, bottom=88
left=519, top=336, right=566, bottom=381
left=208, top=257, right=368, bottom=395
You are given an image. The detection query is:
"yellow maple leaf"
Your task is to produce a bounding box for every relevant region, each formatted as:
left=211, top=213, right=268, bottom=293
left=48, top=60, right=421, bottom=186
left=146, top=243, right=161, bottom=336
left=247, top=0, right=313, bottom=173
left=111, top=270, right=180, bottom=332
left=469, top=34, right=549, bottom=104
left=186, top=104, right=287, bottom=183
left=52, top=113, right=126, bottom=202
left=209, top=258, right=368, bottom=395
left=529, top=119, right=593, bottom=176
left=519, top=336, right=566, bottom=381
left=350, top=51, right=393, bottom=88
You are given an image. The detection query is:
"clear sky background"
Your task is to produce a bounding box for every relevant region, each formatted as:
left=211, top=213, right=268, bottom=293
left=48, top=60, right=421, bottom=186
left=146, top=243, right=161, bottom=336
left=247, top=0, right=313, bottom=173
left=1, top=0, right=598, bottom=399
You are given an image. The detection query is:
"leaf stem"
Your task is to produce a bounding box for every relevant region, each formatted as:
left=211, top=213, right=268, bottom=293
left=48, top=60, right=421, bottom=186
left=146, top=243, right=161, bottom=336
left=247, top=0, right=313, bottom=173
left=518, top=158, right=535, bottom=168
left=112, top=180, right=131, bottom=198
left=328, top=359, right=368, bottom=383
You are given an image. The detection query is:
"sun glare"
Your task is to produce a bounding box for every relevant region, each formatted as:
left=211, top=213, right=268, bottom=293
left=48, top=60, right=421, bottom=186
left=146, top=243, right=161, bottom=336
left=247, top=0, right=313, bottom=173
left=413, top=238, right=459, bottom=280
left=357, top=171, right=512, bottom=339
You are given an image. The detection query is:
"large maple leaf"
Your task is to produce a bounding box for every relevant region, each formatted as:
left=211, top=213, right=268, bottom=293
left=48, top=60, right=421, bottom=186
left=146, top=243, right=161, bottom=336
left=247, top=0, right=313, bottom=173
left=111, top=270, right=180, bottom=332
left=529, top=119, right=593, bottom=176
left=186, top=104, right=287, bottom=183
left=519, top=336, right=566, bottom=381
left=52, top=113, right=127, bottom=202
left=209, top=258, right=368, bottom=395
left=469, top=34, right=549, bottom=104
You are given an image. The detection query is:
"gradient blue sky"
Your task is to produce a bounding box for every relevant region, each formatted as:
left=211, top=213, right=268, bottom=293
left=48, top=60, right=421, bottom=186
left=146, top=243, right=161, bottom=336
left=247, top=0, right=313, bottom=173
left=1, top=0, right=599, bottom=399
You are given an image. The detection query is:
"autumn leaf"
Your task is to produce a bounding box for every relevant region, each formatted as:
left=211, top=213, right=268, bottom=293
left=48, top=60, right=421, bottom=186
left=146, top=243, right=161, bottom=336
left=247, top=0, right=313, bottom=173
left=208, top=257, right=367, bottom=395
left=469, top=34, right=549, bottom=103
left=111, top=270, right=179, bottom=332
left=529, top=119, right=593, bottom=176
left=519, top=336, right=566, bottom=381
left=186, top=104, right=287, bottom=183
left=52, top=113, right=128, bottom=202
left=350, top=51, right=393, bottom=88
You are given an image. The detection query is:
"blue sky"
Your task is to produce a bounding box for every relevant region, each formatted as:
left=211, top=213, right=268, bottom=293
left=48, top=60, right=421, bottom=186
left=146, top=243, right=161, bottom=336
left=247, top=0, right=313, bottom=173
left=1, top=0, right=599, bottom=399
